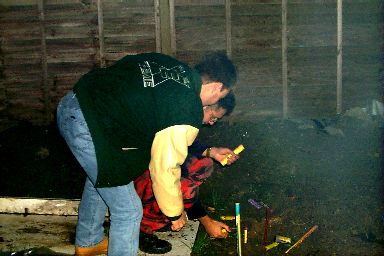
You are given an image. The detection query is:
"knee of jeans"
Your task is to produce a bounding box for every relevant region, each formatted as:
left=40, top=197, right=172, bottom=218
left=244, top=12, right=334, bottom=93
left=136, top=205, right=144, bottom=220
left=110, top=199, right=143, bottom=222
left=133, top=199, right=144, bottom=220
left=111, top=208, right=143, bottom=226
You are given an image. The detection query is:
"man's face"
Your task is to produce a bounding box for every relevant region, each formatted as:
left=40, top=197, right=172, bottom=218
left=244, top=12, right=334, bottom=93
left=202, top=106, right=227, bottom=125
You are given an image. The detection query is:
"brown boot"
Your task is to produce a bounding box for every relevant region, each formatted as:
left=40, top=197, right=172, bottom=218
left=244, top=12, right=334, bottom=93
left=75, top=237, right=108, bottom=256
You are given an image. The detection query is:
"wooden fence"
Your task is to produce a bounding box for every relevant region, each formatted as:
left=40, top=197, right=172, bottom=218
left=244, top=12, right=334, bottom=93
left=0, top=0, right=382, bottom=129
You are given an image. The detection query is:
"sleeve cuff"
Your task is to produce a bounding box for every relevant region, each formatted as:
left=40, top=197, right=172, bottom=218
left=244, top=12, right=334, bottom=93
left=168, top=215, right=182, bottom=221
left=186, top=200, right=207, bottom=220
left=188, top=140, right=211, bottom=158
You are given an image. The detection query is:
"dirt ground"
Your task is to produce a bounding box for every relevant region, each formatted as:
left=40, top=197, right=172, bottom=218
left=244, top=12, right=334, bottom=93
left=1, top=107, right=383, bottom=256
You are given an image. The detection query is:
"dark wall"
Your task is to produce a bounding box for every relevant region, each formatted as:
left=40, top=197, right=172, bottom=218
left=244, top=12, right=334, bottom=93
left=0, top=0, right=382, bottom=129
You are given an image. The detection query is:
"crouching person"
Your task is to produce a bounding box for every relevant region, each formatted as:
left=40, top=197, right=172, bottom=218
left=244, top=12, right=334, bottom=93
left=135, top=94, right=240, bottom=254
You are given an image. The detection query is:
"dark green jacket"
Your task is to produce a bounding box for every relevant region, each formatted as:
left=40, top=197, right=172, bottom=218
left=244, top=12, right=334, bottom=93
left=74, top=52, right=203, bottom=188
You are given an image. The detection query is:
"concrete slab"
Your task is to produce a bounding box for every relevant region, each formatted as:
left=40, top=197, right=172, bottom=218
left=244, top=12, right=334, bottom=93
left=0, top=198, right=199, bottom=255
left=0, top=214, right=77, bottom=254
left=0, top=197, right=80, bottom=216
left=0, top=214, right=199, bottom=255
left=138, top=220, right=199, bottom=256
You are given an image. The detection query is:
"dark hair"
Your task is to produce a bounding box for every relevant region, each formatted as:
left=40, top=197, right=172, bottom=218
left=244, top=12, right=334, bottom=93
left=215, top=91, right=236, bottom=116
left=194, top=52, right=237, bottom=89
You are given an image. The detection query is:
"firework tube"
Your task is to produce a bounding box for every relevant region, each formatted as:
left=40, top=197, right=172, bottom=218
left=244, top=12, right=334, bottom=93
left=220, top=216, right=236, bottom=221
left=244, top=226, right=248, bottom=244
left=275, top=235, right=291, bottom=244
left=235, top=203, right=242, bottom=256
left=263, top=208, right=272, bottom=246
left=284, top=225, right=318, bottom=254
left=220, top=144, right=245, bottom=166
left=264, top=242, right=279, bottom=251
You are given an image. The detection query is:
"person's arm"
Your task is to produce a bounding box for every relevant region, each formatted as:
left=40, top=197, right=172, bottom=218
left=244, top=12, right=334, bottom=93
left=202, top=147, right=239, bottom=165
left=186, top=199, right=207, bottom=220
left=199, top=215, right=231, bottom=238
left=188, top=140, right=210, bottom=158
left=185, top=199, right=230, bottom=238
left=149, top=125, right=199, bottom=229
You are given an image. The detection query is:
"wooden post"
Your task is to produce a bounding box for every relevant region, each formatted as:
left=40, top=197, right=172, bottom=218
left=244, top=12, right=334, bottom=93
left=159, top=0, right=172, bottom=55
left=281, top=0, right=288, bottom=118
left=154, top=0, right=161, bottom=52
left=38, top=0, right=50, bottom=123
left=169, top=0, right=176, bottom=56
left=225, top=0, right=232, bottom=58
left=97, top=0, right=105, bottom=67
left=336, top=0, right=343, bottom=114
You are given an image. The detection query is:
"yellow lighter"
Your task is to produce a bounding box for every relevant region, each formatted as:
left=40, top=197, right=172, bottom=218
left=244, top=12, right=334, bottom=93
left=220, top=144, right=245, bottom=166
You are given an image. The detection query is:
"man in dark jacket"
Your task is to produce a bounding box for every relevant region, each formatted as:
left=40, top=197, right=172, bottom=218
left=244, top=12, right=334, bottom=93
left=56, top=52, right=236, bottom=255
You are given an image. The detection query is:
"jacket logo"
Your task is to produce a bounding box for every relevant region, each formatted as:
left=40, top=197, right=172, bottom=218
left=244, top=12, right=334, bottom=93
left=139, top=61, right=191, bottom=88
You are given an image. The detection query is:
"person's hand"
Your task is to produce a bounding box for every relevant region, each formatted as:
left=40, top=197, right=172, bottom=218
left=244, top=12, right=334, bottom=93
left=210, top=147, right=239, bottom=165
left=170, top=211, right=188, bottom=232
left=199, top=215, right=231, bottom=238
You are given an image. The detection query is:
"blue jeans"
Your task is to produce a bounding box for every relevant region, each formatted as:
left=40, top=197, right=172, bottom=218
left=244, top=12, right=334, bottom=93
left=57, top=91, right=143, bottom=256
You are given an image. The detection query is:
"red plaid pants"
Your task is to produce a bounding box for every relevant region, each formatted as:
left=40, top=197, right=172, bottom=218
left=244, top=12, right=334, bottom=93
left=134, top=156, right=213, bottom=234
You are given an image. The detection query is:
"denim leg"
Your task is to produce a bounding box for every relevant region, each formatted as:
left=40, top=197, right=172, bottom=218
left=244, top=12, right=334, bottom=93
left=57, top=91, right=143, bottom=255
left=98, top=183, right=143, bottom=256
left=57, top=91, right=107, bottom=246
left=76, top=178, right=108, bottom=247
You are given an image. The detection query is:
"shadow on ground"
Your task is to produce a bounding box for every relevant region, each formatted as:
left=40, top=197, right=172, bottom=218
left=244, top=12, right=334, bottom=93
left=1, top=110, right=383, bottom=255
